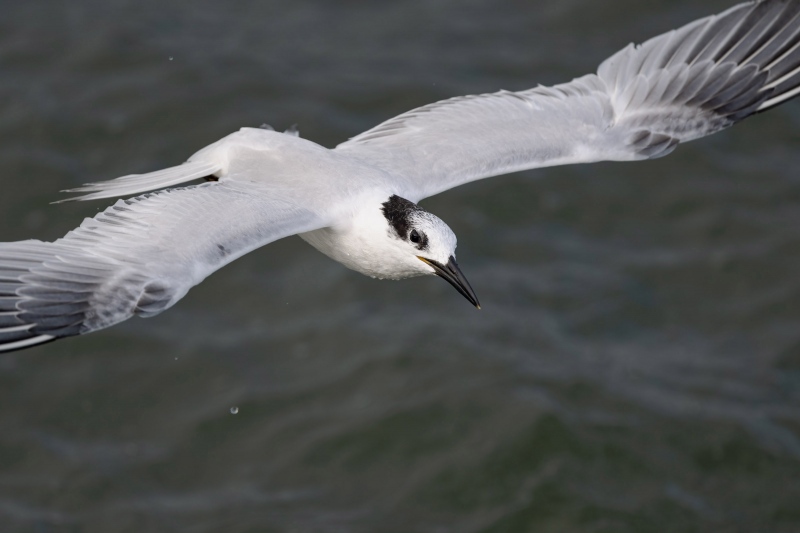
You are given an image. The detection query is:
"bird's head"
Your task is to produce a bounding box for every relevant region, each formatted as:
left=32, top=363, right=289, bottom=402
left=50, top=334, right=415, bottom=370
left=379, top=195, right=480, bottom=308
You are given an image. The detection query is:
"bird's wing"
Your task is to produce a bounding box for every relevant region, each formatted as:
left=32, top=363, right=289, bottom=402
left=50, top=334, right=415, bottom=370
left=335, top=0, right=800, bottom=202
left=0, top=180, right=329, bottom=352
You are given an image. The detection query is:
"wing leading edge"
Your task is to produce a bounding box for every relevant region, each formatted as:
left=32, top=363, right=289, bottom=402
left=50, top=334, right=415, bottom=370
left=336, top=0, right=800, bottom=201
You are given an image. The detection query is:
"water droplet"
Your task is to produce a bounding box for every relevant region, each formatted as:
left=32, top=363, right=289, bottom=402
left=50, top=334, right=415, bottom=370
left=168, top=56, right=174, bottom=61
left=230, top=406, right=239, bottom=415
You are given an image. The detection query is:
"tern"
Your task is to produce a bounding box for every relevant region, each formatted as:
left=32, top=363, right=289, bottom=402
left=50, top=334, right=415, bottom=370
left=2, top=0, right=800, bottom=352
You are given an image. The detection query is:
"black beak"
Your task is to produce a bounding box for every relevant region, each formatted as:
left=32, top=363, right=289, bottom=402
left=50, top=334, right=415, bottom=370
left=418, top=255, right=481, bottom=309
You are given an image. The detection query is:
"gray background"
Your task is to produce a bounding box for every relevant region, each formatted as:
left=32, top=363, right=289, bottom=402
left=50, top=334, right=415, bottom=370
left=1, top=0, right=799, bottom=531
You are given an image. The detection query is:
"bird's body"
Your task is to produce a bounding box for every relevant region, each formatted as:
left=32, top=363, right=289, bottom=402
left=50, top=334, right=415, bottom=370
left=2, top=0, right=800, bottom=352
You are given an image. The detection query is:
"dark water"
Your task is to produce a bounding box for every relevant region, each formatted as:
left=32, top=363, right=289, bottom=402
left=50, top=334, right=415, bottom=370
left=1, top=1, right=800, bottom=531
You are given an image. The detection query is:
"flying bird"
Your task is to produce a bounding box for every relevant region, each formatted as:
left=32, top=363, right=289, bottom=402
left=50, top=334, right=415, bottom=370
left=2, top=0, right=799, bottom=352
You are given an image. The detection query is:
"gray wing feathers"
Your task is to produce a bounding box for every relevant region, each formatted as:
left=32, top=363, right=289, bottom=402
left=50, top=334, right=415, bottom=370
left=0, top=241, right=114, bottom=351
left=0, top=183, right=325, bottom=352
left=599, top=0, right=800, bottom=141
left=337, top=76, right=615, bottom=201
left=337, top=0, right=800, bottom=201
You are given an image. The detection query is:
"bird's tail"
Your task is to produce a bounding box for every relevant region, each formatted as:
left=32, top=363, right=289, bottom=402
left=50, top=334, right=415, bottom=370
left=55, top=160, right=220, bottom=203
left=0, top=240, right=133, bottom=353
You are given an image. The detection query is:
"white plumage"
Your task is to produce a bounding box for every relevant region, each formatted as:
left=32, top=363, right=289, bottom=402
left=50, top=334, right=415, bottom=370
left=2, top=0, right=799, bottom=352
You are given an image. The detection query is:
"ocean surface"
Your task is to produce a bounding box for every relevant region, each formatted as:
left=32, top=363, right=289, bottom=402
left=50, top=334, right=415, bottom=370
left=1, top=1, right=800, bottom=532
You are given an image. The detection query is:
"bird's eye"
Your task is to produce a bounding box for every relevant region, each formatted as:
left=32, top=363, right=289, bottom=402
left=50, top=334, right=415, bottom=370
left=410, top=230, right=421, bottom=243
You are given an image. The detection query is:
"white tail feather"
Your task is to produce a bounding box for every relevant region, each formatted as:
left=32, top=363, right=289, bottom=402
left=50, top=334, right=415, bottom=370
left=56, top=160, right=220, bottom=203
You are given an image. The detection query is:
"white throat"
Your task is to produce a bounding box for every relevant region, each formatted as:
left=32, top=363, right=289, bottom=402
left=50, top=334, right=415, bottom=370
left=299, top=195, right=457, bottom=280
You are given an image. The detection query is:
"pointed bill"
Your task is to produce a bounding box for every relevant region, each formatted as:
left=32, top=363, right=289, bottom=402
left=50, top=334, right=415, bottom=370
left=418, top=255, right=480, bottom=309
